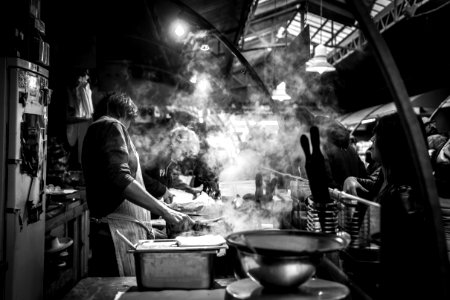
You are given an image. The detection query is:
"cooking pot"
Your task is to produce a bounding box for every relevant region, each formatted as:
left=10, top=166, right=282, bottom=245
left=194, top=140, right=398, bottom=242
left=226, top=229, right=348, bottom=288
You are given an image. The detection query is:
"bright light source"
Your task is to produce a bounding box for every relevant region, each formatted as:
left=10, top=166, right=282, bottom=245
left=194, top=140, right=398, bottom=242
left=244, top=35, right=257, bottom=42
left=197, top=78, right=210, bottom=92
left=174, top=25, right=185, bottom=37
left=271, top=82, right=291, bottom=101
left=28, top=75, right=38, bottom=90
left=305, top=44, right=336, bottom=74
left=172, top=20, right=188, bottom=39
left=361, top=118, right=377, bottom=124
left=200, top=44, right=210, bottom=51
left=190, top=74, right=197, bottom=84
left=276, top=27, right=285, bottom=39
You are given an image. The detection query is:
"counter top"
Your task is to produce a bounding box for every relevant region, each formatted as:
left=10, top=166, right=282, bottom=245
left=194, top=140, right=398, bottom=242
left=62, top=277, right=234, bottom=300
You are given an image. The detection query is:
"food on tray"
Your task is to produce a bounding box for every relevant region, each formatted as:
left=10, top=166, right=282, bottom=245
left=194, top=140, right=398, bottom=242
left=136, top=240, right=178, bottom=249
left=168, top=201, right=205, bottom=213
left=175, top=234, right=226, bottom=247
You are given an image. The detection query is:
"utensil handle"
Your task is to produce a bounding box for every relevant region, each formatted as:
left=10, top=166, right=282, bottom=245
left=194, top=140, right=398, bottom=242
left=329, top=188, right=381, bottom=208
left=115, top=230, right=136, bottom=250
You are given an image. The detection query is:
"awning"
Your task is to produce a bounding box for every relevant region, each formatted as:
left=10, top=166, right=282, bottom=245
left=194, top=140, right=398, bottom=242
left=338, top=88, right=450, bottom=127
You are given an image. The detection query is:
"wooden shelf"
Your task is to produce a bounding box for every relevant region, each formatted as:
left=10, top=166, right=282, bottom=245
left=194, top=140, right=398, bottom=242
left=45, top=191, right=89, bottom=300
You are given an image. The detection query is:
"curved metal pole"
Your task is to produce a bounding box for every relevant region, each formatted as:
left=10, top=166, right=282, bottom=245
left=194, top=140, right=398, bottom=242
left=346, top=0, right=450, bottom=296
left=167, top=0, right=272, bottom=100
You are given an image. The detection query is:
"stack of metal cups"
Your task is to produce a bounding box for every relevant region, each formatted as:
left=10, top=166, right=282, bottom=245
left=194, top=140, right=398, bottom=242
left=341, top=198, right=370, bottom=248
left=290, top=180, right=309, bottom=229
left=306, top=197, right=339, bottom=234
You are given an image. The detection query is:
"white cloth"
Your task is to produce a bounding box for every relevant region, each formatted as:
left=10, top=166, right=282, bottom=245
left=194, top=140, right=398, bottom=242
left=175, top=235, right=226, bottom=247
left=75, top=81, right=94, bottom=118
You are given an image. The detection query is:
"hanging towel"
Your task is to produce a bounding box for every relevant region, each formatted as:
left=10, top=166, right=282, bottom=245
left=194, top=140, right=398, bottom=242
left=75, top=80, right=94, bottom=118
left=68, top=77, right=94, bottom=119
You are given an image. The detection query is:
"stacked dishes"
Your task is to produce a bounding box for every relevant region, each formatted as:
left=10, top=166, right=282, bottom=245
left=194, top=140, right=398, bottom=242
left=306, top=197, right=339, bottom=234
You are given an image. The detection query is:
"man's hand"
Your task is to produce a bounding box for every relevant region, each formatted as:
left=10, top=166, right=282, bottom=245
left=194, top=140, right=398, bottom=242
left=343, top=176, right=368, bottom=196
left=163, top=209, right=194, bottom=231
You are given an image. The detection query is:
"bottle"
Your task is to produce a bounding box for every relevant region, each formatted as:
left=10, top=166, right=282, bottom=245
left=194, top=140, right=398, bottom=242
left=265, top=177, right=277, bottom=202
left=255, top=173, right=264, bottom=205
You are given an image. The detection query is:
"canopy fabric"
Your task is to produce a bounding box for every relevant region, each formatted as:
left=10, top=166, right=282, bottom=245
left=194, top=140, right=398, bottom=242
left=338, top=88, right=450, bottom=127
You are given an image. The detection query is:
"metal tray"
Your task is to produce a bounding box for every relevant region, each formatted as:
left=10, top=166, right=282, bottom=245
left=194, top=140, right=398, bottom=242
left=129, top=239, right=226, bottom=290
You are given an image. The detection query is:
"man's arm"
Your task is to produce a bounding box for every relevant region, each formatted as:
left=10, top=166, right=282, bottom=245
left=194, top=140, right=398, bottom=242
left=123, top=180, right=193, bottom=227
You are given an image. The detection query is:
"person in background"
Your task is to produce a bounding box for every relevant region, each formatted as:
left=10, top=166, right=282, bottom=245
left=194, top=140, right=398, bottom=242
left=82, top=91, right=193, bottom=276
left=365, top=142, right=381, bottom=176
left=369, top=113, right=444, bottom=299
left=316, top=116, right=367, bottom=190
left=343, top=136, right=383, bottom=201
left=142, top=126, right=204, bottom=202
left=424, top=118, right=447, bottom=160
left=349, top=134, right=358, bottom=151
left=425, top=108, right=450, bottom=261
left=180, top=138, right=222, bottom=199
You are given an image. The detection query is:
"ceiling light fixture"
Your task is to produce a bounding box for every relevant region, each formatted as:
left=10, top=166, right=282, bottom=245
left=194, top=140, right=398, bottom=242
left=172, top=20, right=188, bottom=39
left=305, top=0, right=335, bottom=74
left=200, top=44, right=210, bottom=51
left=271, top=0, right=291, bottom=102
left=361, top=118, right=377, bottom=124
left=189, top=74, right=197, bottom=84
left=271, top=82, right=291, bottom=101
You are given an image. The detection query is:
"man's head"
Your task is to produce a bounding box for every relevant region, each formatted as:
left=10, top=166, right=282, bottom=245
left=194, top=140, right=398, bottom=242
left=169, top=126, right=200, bottom=162
left=94, top=91, right=138, bottom=127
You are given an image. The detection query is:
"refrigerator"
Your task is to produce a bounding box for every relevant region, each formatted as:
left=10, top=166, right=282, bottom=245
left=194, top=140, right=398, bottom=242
left=0, top=57, right=51, bottom=300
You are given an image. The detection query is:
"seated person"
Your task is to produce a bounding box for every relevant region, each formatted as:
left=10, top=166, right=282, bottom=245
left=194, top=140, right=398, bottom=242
left=344, top=137, right=383, bottom=200
left=142, top=126, right=203, bottom=203
left=365, top=143, right=381, bottom=176
left=316, top=116, right=367, bottom=190
left=368, top=113, right=444, bottom=299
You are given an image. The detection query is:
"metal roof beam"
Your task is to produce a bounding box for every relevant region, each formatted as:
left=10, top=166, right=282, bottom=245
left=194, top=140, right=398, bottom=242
left=329, top=0, right=430, bottom=64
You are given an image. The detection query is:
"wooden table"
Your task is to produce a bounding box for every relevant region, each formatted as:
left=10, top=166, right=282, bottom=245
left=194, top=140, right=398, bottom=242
left=62, top=277, right=234, bottom=300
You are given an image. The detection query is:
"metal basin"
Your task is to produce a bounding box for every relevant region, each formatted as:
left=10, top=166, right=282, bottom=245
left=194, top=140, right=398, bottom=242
left=226, top=229, right=348, bottom=288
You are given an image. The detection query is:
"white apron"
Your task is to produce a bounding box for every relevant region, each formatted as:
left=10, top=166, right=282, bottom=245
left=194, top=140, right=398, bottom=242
left=106, top=136, right=153, bottom=276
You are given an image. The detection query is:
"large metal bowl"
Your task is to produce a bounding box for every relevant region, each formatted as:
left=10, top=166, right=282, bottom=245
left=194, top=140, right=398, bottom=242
left=226, top=229, right=348, bottom=289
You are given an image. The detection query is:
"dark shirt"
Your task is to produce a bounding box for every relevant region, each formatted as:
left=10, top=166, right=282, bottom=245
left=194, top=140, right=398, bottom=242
left=321, top=121, right=367, bottom=190
left=356, top=166, right=383, bottom=200
left=181, top=156, right=221, bottom=198
left=142, top=155, right=196, bottom=197
left=377, top=184, right=440, bottom=299
left=324, top=144, right=368, bottom=190
left=81, top=116, right=136, bottom=218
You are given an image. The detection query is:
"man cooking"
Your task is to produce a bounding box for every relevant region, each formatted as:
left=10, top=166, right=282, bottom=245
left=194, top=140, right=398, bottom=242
left=81, top=91, right=193, bottom=276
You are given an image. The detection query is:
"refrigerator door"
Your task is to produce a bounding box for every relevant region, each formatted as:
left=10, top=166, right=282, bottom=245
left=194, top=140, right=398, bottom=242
left=1, top=57, right=49, bottom=300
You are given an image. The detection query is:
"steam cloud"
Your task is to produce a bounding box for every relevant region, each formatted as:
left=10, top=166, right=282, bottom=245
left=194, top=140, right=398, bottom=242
left=97, top=30, right=341, bottom=197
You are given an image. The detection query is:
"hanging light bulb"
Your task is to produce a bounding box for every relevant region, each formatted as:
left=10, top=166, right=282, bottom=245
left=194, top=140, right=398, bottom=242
left=306, top=44, right=335, bottom=74
left=271, top=82, right=291, bottom=101
left=270, top=0, right=292, bottom=102
left=200, top=44, right=210, bottom=51
left=305, top=0, right=335, bottom=74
